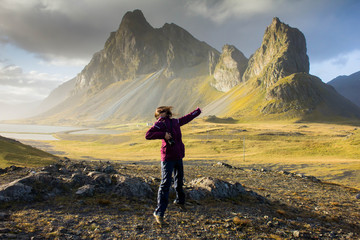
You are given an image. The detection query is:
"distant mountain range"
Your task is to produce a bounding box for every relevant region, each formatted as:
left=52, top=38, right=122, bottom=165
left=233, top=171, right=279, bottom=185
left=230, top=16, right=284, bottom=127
left=328, top=71, right=360, bottom=107
left=30, top=10, right=360, bottom=126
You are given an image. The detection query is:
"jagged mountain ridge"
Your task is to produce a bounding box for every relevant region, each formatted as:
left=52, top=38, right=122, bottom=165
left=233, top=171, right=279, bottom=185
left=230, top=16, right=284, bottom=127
left=33, top=9, right=221, bottom=125
left=34, top=10, right=360, bottom=125
left=203, top=18, right=360, bottom=120
left=72, top=9, right=219, bottom=95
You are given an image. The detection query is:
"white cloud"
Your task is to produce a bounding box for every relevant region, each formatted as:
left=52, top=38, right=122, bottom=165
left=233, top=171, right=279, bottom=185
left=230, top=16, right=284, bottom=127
left=310, top=49, right=360, bottom=82
left=39, top=56, right=88, bottom=68
left=0, top=63, right=68, bottom=103
left=0, top=0, right=108, bottom=61
left=185, top=0, right=284, bottom=24
left=0, top=0, right=359, bottom=93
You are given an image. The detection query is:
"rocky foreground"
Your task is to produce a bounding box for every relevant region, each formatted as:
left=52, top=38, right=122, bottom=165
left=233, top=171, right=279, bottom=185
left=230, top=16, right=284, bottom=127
left=0, top=159, right=359, bottom=239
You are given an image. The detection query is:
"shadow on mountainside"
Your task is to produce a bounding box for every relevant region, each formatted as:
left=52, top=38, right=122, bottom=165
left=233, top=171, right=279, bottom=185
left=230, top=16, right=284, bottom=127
left=0, top=159, right=359, bottom=239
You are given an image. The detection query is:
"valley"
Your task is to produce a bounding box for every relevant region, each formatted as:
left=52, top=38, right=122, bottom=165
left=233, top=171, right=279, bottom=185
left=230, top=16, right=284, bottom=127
left=2, top=120, right=359, bottom=239
left=15, top=120, right=360, bottom=190
left=1, top=6, right=359, bottom=239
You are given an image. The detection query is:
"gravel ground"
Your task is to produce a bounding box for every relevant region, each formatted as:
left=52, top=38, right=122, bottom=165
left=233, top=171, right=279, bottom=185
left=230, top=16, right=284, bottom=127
left=0, top=161, right=359, bottom=239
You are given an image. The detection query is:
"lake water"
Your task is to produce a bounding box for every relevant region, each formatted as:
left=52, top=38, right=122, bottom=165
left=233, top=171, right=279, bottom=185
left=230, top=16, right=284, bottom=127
left=0, top=124, right=123, bottom=141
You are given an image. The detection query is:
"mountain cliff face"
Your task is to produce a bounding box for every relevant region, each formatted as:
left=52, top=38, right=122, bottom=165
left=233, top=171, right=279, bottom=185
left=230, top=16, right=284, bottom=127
left=328, top=71, right=360, bottom=107
left=204, top=18, right=360, bottom=120
left=73, top=9, right=219, bottom=95
left=212, top=45, right=248, bottom=92
left=36, top=12, right=360, bottom=125
left=242, top=17, right=309, bottom=87
left=34, top=10, right=221, bottom=124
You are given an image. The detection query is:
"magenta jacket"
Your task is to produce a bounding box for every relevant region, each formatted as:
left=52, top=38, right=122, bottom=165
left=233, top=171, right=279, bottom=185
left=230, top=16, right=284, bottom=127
left=145, top=108, right=201, bottom=161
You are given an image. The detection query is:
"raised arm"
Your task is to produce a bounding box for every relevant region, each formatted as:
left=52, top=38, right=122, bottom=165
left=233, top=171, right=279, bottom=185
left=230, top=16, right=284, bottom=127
left=178, top=107, right=201, bottom=126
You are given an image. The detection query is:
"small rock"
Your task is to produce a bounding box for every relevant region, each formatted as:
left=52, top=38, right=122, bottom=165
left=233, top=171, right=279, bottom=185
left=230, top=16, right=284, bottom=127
left=0, top=228, right=11, bottom=233
left=279, top=170, right=290, bottom=175
left=305, top=175, right=320, bottom=182
left=356, top=193, right=360, bottom=199
left=346, top=232, right=354, bottom=239
left=41, top=164, right=58, bottom=173
left=76, top=184, right=95, bottom=197
left=293, top=230, right=300, bottom=238
left=213, top=162, right=234, bottom=169
left=103, top=165, right=116, bottom=174
left=58, top=167, right=69, bottom=174
left=233, top=216, right=251, bottom=226
left=0, top=212, right=10, bottom=221
left=6, top=166, right=22, bottom=172
left=0, top=233, right=17, bottom=239
left=266, top=221, right=274, bottom=227
left=296, top=173, right=305, bottom=178
left=233, top=216, right=242, bottom=225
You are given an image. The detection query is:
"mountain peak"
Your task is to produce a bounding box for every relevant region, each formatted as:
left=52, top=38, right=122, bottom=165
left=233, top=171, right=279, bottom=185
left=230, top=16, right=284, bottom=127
left=38, top=11, right=360, bottom=124
left=242, top=17, right=309, bottom=87
left=122, top=9, right=147, bottom=24
left=71, top=9, right=219, bottom=95
left=271, top=17, right=281, bottom=26
left=212, top=44, right=248, bottom=92
left=118, top=9, right=153, bottom=34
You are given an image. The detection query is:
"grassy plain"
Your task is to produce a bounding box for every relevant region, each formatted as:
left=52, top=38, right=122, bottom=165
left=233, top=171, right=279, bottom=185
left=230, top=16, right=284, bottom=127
left=0, top=136, right=58, bottom=168
left=39, top=120, right=360, bottom=190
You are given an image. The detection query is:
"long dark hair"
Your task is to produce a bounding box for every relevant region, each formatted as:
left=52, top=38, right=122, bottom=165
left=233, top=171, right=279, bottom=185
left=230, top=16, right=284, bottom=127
left=155, top=106, right=173, bottom=119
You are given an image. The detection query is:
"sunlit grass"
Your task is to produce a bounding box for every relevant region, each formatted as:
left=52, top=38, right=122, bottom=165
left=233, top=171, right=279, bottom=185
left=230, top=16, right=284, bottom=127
left=0, top=136, right=58, bottom=168
left=10, top=120, right=360, bottom=189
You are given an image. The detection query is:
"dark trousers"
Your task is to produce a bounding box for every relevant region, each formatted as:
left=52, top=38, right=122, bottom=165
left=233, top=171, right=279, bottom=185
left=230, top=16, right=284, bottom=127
left=154, top=159, right=185, bottom=217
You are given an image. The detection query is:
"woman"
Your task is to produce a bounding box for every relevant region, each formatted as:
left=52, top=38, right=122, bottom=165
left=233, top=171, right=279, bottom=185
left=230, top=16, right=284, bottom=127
left=145, top=106, right=201, bottom=225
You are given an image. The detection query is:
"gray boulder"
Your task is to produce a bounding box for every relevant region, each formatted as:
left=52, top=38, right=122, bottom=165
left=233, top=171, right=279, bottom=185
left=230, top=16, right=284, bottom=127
left=0, top=182, right=32, bottom=202
left=88, top=171, right=112, bottom=186
left=0, top=172, right=63, bottom=202
left=187, top=177, right=246, bottom=200
left=102, top=165, right=116, bottom=174
left=68, top=173, right=94, bottom=187
left=112, top=174, right=153, bottom=198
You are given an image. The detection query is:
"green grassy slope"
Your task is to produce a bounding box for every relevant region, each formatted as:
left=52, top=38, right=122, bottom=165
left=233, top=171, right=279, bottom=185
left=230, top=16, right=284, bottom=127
left=204, top=73, right=360, bottom=123
left=0, top=136, right=58, bottom=168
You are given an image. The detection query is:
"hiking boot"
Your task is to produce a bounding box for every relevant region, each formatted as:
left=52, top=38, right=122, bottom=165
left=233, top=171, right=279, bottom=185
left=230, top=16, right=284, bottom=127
left=173, top=201, right=187, bottom=211
left=153, top=213, right=165, bottom=225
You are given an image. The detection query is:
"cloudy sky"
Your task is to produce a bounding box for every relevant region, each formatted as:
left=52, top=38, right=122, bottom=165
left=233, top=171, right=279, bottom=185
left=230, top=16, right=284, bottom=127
left=0, top=0, right=359, bottom=105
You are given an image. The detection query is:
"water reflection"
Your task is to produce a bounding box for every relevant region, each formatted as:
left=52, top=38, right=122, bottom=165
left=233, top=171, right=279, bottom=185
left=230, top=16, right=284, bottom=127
left=0, top=124, right=122, bottom=141
left=0, top=133, right=58, bottom=141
